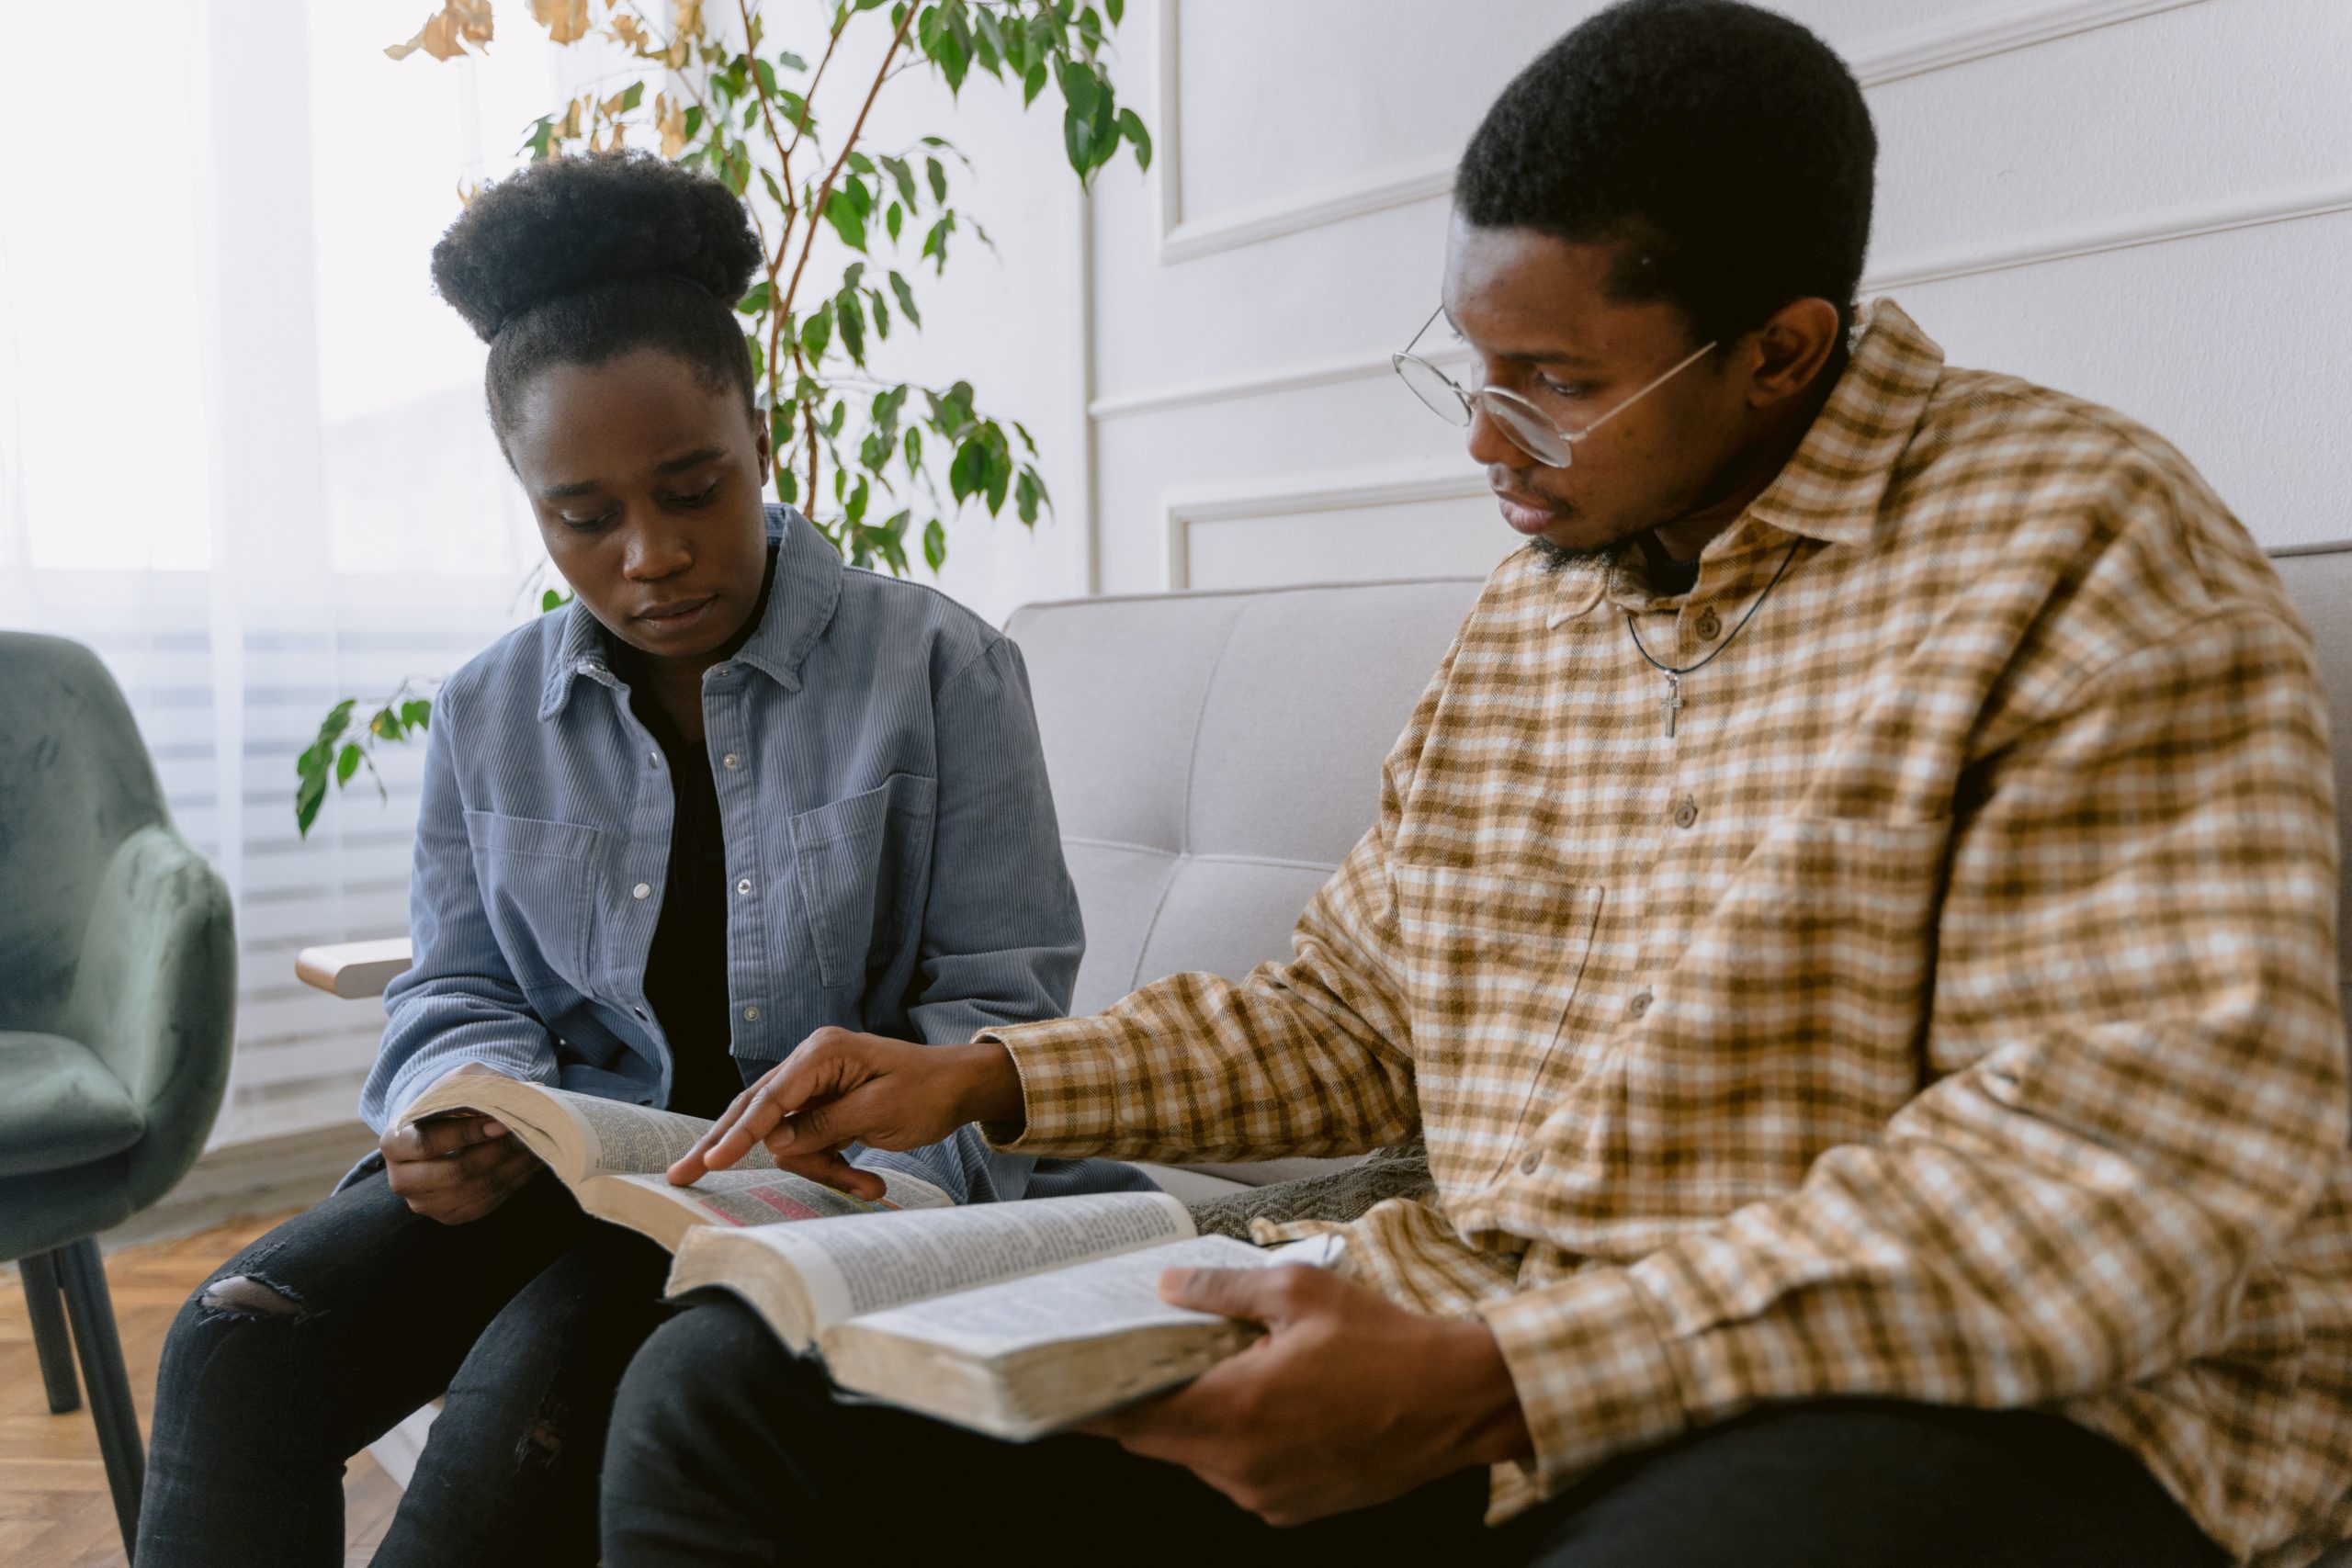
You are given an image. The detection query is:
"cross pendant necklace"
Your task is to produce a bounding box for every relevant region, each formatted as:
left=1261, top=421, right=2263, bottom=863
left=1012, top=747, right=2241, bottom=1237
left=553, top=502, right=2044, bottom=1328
left=1623, top=537, right=1804, bottom=739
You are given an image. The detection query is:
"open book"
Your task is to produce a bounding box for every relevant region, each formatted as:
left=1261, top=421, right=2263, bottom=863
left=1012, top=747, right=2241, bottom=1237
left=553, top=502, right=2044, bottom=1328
left=397, top=1070, right=954, bottom=1251
left=666, top=1190, right=1345, bottom=1439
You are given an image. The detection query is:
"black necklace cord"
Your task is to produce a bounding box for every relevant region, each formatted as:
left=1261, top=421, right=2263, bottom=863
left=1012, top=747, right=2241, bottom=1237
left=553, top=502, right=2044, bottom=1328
left=1623, top=536, right=1805, bottom=679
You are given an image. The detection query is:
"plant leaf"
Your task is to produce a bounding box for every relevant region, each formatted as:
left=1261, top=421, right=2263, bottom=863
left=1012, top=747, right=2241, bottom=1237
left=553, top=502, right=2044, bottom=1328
left=823, top=188, right=867, bottom=251
left=888, top=269, right=922, bottom=327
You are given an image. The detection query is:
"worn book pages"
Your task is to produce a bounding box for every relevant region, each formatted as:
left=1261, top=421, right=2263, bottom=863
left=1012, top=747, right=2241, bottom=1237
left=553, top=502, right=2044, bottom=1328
left=818, top=1234, right=1343, bottom=1438
left=396, top=1069, right=944, bottom=1253
left=560, top=1090, right=778, bottom=1178
left=594, top=1167, right=952, bottom=1248
left=664, top=1190, right=1194, bottom=1348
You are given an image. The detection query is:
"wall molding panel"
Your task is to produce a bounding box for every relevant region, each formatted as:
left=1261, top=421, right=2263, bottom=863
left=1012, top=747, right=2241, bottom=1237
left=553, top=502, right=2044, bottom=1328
left=1097, top=172, right=2352, bottom=423
left=1149, top=0, right=2212, bottom=265
left=1854, top=0, right=2207, bottom=85
left=1161, top=465, right=1488, bottom=589
left=1863, top=173, right=2352, bottom=290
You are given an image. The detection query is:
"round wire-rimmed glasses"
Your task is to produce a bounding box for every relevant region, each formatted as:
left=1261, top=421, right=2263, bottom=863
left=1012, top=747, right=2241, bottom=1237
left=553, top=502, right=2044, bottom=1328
left=1390, top=305, right=1718, bottom=468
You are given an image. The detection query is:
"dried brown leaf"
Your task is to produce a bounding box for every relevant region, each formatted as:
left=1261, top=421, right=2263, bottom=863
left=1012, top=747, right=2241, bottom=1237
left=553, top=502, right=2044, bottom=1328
left=657, top=91, right=688, bottom=157
left=531, top=0, right=592, bottom=44
left=385, top=1, right=492, bottom=62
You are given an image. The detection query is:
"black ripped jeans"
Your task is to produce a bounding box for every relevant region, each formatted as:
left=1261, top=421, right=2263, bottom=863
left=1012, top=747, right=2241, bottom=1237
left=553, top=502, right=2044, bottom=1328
left=138, top=1168, right=673, bottom=1567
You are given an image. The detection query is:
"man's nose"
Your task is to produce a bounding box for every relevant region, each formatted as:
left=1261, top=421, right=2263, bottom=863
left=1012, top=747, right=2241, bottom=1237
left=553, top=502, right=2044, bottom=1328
left=1464, top=400, right=1540, bottom=470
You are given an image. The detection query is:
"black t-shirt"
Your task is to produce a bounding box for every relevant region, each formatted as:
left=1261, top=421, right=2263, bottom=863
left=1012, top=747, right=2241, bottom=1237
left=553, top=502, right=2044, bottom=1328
left=604, top=545, right=778, bottom=1119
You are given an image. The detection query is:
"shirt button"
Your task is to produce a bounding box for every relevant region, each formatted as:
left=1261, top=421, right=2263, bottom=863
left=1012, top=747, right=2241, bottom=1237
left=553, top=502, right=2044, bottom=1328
left=581, top=660, right=605, bottom=674
left=742, top=1006, right=761, bottom=1022
left=1627, top=987, right=1654, bottom=1018
left=736, top=877, right=752, bottom=896
left=1672, top=796, right=1699, bottom=829
left=1519, top=1152, right=1539, bottom=1175
left=631, top=1005, right=648, bottom=1021
left=648, top=750, right=661, bottom=767
left=722, top=753, right=741, bottom=770
left=1693, top=607, right=1722, bottom=641
left=632, top=882, right=651, bottom=900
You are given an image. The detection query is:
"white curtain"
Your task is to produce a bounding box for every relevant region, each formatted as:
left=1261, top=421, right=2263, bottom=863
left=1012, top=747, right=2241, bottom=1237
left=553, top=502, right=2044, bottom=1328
left=0, top=2, right=609, bottom=1145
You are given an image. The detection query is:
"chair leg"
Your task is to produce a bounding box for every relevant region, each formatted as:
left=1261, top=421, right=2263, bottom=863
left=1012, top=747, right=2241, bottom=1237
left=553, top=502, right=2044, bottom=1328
left=19, top=1250, right=82, bottom=1414
left=56, top=1237, right=143, bottom=1563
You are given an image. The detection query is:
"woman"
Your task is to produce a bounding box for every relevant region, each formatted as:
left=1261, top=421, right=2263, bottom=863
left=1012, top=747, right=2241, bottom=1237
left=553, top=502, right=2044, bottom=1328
left=138, top=151, right=1147, bottom=1566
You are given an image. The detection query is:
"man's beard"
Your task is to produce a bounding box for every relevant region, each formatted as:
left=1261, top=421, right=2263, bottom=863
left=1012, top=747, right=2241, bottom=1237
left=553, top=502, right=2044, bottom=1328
left=1527, top=536, right=1617, bottom=575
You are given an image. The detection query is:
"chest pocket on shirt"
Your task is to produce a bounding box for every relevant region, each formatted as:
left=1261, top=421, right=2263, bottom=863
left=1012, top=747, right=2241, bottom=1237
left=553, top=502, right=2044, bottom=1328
left=463, top=811, right=606, bottom=990
left=788, top=773, right=938, bottom=990
left=1392, top=858, right=1604, bottom=1183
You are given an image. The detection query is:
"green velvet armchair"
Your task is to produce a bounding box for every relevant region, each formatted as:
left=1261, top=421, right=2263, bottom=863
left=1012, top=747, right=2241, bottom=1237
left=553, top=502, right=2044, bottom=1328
left=0, top=631, right=237, bottom=1562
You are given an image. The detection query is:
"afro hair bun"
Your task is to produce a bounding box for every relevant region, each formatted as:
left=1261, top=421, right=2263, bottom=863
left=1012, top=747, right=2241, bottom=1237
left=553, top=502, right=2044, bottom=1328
left=432, top=151, right=763, bottom=342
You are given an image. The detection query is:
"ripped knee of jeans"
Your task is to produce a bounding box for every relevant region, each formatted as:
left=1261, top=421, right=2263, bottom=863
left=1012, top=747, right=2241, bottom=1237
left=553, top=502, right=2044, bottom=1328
left=198, top=1274, right=306, bottom=1319
left=523, top=1418, right=563, bottom=1461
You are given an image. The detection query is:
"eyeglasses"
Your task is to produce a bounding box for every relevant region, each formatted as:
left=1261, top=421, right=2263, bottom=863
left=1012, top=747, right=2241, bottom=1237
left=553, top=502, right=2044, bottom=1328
left=1390, top=305, right=1717, bottom=468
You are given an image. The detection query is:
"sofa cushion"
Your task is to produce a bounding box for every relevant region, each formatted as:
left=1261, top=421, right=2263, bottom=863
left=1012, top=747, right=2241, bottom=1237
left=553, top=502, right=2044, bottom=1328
left=0, top=1031, right=145, bottom=1177
left=1013, top=578, right=1486, bottom=1021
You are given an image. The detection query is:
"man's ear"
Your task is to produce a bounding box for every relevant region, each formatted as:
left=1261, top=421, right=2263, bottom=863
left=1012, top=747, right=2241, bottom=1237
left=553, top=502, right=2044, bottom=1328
left=1743, top=297, right=1844, bottom=409
left=750, top=402, right=774, bottom=475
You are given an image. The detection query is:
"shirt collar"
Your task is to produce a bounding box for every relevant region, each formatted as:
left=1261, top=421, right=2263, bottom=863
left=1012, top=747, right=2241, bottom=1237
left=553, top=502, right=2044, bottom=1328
left=538, top=505, right=843, bottom=720
left=1744, top=297, right=1945, bottom=549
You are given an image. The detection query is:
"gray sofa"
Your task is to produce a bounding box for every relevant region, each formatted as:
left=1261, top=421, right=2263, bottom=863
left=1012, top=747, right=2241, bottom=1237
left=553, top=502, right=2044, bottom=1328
left=1008, top=575, right=1484, bottom=1202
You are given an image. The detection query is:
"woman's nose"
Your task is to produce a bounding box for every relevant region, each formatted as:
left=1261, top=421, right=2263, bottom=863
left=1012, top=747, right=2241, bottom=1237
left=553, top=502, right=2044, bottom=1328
left=623, top=523, right=693, bottom=581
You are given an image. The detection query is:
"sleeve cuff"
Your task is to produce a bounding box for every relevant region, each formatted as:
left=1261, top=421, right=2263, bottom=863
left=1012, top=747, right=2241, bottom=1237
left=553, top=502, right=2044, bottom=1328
left=1476, top=1267, right=1690, bottom=1511
left=973, top=1015, right=1123, bottom=1155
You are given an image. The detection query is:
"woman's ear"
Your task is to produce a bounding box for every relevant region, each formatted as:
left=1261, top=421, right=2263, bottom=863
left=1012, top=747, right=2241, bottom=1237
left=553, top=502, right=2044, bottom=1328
left=1744, top=297, right=1843, bottom=409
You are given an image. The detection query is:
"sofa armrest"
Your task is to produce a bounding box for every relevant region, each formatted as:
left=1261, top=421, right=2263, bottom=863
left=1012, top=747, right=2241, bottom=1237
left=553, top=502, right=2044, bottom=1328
left=295, top=938, right=414, bottom=999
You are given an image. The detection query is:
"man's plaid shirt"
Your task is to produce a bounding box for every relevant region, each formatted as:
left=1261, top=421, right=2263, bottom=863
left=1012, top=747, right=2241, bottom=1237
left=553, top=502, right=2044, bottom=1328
left=986, top=301, right=2352, bottom=1565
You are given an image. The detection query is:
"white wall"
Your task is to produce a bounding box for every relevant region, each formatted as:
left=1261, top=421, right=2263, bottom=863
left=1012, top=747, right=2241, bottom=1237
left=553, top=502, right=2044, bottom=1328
left=1035, top=0, right=2352, bottom=604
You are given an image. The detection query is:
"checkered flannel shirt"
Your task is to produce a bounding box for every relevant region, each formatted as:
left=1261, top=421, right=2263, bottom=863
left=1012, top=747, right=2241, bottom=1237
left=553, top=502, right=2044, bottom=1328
left=985, top=300, right=2352, bottom=1565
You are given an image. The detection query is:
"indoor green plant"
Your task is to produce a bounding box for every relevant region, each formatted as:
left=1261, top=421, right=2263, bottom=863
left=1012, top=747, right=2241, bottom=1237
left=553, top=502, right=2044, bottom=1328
left=299, top=0, right=1147, bottom=833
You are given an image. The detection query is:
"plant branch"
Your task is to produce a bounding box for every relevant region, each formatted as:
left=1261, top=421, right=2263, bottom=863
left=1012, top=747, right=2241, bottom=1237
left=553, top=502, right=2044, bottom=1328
left=783, top=4, right=853, bottom=167
left=798, top=344, right=820, bottom=512
left=780, top=3, right=916, bottom=326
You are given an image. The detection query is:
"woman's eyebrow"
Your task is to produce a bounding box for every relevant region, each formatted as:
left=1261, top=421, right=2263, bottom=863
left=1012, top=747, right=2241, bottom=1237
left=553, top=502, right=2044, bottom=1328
left=651, top=447, right=726, bottom=476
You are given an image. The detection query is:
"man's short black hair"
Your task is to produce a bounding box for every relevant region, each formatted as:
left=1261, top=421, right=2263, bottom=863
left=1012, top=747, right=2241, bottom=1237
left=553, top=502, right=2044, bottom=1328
left=1455, top=0, right=1876, bottom=344
left=432, top=151, right=762, bottom=444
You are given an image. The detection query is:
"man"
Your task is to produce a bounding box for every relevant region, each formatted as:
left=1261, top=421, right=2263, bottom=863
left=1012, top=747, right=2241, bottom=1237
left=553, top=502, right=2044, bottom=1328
left=603, top=3, right=2352, bottom=1564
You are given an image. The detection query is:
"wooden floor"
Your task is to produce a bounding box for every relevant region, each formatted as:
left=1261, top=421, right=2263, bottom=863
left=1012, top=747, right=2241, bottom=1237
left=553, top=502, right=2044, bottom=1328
left=0, top=1213, right=402, bottom=1566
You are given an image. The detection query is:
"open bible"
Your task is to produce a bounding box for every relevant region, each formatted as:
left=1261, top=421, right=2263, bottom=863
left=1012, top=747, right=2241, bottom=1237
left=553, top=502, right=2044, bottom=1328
left=396, top=1070, right=954, bottom=1251
left=666, top=1190, right=1347, bottom=1439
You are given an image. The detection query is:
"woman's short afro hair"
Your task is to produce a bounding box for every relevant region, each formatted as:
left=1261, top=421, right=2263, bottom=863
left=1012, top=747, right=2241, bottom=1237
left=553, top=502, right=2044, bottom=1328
left=1455, top=0, right=1876, bottom=344
left=431, top=151, right=763, bottom=439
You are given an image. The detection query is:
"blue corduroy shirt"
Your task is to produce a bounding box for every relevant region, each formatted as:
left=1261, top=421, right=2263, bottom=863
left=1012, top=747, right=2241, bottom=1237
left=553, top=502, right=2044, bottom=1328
left=357, top=506, right=1148, bottom=1202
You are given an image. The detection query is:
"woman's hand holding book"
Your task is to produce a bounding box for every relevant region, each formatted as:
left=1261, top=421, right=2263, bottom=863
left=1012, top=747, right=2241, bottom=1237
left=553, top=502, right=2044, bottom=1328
left=380, top=1066, right=542, bottom=1225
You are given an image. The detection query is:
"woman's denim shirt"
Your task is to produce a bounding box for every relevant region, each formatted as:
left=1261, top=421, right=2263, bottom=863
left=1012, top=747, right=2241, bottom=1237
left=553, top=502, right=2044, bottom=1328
left=357, top=507, right=1146, bottom=1202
